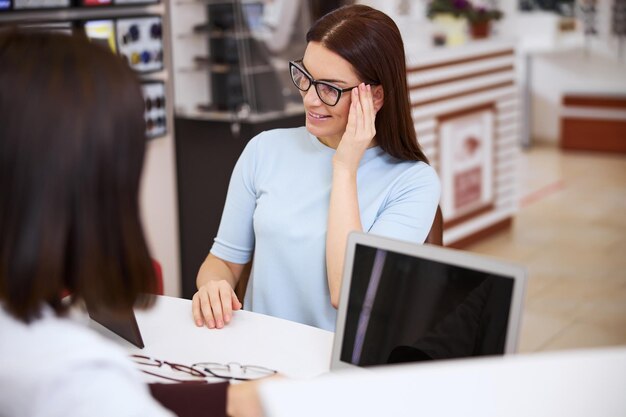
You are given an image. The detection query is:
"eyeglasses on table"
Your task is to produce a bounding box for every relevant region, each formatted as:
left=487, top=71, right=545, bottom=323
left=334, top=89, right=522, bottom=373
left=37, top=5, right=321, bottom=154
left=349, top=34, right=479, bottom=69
left=191, top=362, right=277, bottom=381
left=130, top=355, right=277, bottom=382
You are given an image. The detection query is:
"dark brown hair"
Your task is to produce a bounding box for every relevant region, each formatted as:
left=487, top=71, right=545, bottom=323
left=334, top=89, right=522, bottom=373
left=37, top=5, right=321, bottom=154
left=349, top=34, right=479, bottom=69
left=0, top=30, right=156, bottom=322
left=306, top=4, right=428, bottom=163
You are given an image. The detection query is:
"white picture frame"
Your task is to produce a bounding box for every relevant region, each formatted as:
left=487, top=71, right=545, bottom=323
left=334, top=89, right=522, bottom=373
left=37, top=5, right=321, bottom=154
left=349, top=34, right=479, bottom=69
left=439, top=107, right=495, bottom=221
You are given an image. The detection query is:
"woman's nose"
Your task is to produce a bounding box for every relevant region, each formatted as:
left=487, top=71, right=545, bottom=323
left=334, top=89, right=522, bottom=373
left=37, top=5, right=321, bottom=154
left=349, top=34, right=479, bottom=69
left=302, top=86, right=322, bottom=106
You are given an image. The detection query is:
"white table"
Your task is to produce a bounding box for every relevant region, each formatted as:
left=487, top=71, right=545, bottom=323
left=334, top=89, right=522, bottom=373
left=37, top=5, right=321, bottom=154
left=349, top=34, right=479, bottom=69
left=87, top=295, right=334, bottom=381
left=260, top=347, right=626, bottom=417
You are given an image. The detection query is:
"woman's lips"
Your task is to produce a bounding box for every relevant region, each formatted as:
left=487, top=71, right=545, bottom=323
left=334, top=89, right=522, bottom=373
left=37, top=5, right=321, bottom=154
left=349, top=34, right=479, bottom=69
left=307, top=111, right=331, bottom=121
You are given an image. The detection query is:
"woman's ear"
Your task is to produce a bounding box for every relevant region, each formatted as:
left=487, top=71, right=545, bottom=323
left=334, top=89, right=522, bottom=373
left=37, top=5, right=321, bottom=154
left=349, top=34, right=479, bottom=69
left=372, top=85, right=384, bottom=113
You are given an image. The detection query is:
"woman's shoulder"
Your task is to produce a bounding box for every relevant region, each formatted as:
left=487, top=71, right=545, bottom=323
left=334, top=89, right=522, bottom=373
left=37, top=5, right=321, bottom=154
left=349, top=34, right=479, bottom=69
left=377, top=154, right=438, bottom=177
left=252, top=126, right=308, bottom=145
left=245, top=126, right=310, bottom=159
left=0, top=306, right=131, bottom=367
left=0, top=306, right=169, bottom=416
left=387, top=159, right=441, bottom=191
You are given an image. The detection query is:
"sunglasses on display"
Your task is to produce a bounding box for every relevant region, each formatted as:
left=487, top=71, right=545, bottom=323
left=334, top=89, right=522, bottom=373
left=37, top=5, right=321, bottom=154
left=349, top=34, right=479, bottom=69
left=289, top=60, right=378, bottom=107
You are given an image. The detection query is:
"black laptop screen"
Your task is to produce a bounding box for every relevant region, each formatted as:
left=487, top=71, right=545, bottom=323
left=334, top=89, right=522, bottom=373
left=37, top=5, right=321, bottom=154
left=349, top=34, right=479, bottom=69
left=340, top=244, right=514, bottom=367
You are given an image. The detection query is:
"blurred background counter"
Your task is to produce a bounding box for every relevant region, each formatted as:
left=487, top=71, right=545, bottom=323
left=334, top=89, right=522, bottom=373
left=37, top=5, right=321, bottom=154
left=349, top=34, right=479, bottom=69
left=402, top=38, right=521, bottom=248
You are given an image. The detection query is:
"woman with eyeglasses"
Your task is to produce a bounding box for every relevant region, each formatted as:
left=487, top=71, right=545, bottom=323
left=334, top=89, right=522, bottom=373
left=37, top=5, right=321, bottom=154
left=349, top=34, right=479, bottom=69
left=192, top=5, right=441, bottom=332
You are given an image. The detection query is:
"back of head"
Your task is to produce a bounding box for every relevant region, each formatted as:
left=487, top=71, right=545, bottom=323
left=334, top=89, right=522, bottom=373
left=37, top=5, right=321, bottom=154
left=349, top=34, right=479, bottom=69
left=0, top=30, right=156, bottom=322
left=306, top=5, right=428, bottom=163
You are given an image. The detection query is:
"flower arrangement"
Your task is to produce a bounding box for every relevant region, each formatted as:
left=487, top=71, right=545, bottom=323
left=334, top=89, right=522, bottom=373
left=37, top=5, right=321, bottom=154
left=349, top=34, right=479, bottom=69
left=426, top=0, right=503, bottom=23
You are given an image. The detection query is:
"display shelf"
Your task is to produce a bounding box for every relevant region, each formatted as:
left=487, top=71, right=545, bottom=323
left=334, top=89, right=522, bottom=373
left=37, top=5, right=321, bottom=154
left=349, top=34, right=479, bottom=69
left=170, top=0, right=309, bottom=117
left=0, top=3, right=163, bottom=22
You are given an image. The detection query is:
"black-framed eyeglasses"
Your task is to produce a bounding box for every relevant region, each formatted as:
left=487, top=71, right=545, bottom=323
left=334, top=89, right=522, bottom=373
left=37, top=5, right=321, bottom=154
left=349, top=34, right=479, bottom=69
left=191, top=361, right=277, bottom=381
left=130, top=354, right=207, bottom=383
left=289, top=60, right=377, bottom=107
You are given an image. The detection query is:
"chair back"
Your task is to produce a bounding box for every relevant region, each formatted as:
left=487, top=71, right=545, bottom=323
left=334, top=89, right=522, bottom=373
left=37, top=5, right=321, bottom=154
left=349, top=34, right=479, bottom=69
left=425, top=205, right=444, bottom=246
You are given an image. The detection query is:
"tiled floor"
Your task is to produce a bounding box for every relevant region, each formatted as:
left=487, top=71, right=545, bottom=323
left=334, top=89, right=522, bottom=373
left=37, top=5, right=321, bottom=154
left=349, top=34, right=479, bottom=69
left=464, top=144, right=626, bottom=353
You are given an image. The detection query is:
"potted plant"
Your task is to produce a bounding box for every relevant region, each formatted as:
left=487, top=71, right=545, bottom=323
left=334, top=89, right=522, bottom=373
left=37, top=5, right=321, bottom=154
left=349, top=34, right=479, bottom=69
left=466, top=4, right=503, bottom=39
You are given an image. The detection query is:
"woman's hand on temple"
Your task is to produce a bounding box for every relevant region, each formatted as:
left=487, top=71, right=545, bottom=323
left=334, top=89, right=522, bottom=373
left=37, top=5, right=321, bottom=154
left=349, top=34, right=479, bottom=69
left=334, top=83, right=377, bottom=172
left=192, top=280, right=242, bottom=329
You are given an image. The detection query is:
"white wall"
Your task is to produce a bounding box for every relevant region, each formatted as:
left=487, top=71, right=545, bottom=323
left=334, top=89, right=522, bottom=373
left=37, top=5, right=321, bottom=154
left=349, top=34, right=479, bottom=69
left=531, top=48, right=626, bottom=143
left=140, top=130, right=181, bottom=297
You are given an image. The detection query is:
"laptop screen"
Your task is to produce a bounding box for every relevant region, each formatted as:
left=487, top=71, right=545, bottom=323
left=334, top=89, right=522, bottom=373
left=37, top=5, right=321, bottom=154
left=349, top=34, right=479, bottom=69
left=332, top=233, right=526, bottom=370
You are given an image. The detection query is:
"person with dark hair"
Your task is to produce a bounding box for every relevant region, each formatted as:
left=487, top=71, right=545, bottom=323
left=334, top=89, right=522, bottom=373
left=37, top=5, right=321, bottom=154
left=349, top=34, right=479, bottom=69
left=192, top=5, right=440, bottom=332
left=0, top=31, right=173, bottom=415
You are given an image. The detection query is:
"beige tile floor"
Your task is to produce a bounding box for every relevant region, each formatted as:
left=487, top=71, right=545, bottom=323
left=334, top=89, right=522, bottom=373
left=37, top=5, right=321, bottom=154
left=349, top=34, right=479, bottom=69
left=464, top=144, right=626, bottom=353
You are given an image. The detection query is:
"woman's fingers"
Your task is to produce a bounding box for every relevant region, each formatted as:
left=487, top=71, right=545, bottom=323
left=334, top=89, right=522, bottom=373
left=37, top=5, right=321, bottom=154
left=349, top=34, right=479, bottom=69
left=199, top=288, right=216, bottom=328
left=192, top=293, right=205, bottom=327
left=360, top=84, right=376, bottom=137
left=351, top=83, right=374, bottom=140
left=208, top=286, right=225, bottom=328
left=192, top=280, right=239, bottom=329
left=366, top=84, right=376, bottom=131
left=335, top=83, right=377, bottom=170
left=231, top=287, right=243, bottom=310
left=218, top=284, right=235, bottom=324
left=345, top=88, right=358, bottom=136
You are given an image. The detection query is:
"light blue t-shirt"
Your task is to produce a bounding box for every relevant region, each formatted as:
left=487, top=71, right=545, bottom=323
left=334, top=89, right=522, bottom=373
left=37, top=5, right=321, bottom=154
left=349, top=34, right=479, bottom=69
left=211, top=127, right=440, bottom=331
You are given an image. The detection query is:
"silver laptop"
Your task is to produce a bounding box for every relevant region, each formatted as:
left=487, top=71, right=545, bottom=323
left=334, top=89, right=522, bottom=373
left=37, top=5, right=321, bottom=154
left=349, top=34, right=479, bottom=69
left=331, top=232, right=526, bottom=370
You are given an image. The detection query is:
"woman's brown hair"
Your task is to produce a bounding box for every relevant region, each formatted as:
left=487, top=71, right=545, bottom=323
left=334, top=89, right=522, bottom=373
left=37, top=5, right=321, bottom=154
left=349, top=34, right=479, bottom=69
left=306, top=4, right=428, bottom=163
left=0, top=30, right=156, bottom=322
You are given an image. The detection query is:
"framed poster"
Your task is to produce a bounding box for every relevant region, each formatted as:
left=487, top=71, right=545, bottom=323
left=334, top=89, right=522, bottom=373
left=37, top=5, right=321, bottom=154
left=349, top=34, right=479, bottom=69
left=439, top=105, right=495, bottom=223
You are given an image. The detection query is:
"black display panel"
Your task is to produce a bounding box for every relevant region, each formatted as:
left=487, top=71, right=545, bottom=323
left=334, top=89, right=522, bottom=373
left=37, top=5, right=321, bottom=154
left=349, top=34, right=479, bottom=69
left=340, top=244, right=514, bottom=367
